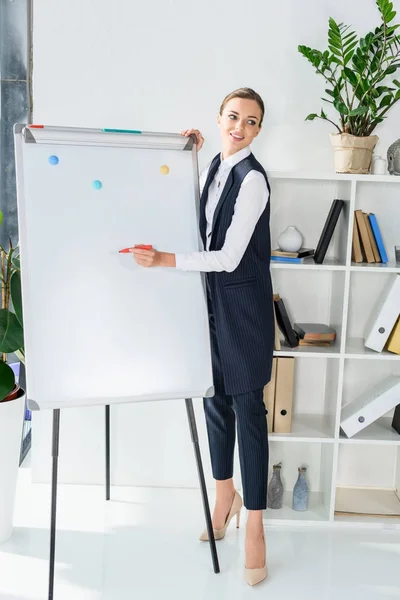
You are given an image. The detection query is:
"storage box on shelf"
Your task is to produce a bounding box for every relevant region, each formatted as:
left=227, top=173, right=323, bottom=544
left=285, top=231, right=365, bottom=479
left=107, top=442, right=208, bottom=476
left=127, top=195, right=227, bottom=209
left=264, top=441, right=334, bottom=523
left=346, top=271, right=400, bottom=358
left=268, top=358, right=339, bottom=442
left=265, top=171, right=400, bottom=528
left=335, top=444, right=400, bottom=522
left=340, top=360, right=400, bottom=445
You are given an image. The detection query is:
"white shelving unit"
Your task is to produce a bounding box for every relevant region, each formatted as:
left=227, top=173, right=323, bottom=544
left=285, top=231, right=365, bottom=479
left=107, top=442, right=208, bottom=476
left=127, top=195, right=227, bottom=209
left=263, top=171, right=400, bottom=529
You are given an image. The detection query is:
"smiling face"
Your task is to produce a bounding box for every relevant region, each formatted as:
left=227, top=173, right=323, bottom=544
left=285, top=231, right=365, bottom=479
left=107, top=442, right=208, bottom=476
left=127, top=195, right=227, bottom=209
left=218, top=97, right=262, bottom=159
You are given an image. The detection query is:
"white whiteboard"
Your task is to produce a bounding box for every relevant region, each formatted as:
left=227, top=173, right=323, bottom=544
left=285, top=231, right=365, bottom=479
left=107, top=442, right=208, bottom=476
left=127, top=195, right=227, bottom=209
left=14, top=125, right=214, bottom=410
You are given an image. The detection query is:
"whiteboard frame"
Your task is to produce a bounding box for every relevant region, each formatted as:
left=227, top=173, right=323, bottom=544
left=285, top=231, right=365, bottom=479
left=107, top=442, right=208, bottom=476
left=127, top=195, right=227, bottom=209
left=13, top=124, right=214, bottom=410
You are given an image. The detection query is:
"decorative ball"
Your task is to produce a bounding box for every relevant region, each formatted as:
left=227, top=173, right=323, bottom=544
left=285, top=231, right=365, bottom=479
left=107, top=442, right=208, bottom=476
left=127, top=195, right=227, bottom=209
left=92, top=180, right=103, bottom=190
left=277, top=226, right=303, bottom=252
left=48, top=155, right=59, bottom=166
left=160, top=165, right=170, bottom=175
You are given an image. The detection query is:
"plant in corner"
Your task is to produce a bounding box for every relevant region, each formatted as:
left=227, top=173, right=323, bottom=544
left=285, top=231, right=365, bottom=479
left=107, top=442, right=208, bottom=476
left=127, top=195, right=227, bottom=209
left=0, top=209, right=25, bottom=544
left=0, top=211, right=24, bottom=403
left=298, top=0, right=400, bottom=173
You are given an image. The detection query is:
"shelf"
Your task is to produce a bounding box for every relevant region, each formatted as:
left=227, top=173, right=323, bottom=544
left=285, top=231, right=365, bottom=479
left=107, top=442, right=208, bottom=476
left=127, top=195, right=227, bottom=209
left=350, top=262, right=400, bottom=273
left=270, top=414, right=334, bottom=443
left=345, top=338, right=400, bottom=360
left=269, top=171, right=400, bottom=184
left=271, top=257, right=345, bottom=271
left=339, top=418, right=400, bottom=446
left=264, top=491, right=329, bottom=522
left=274, top=344, right=341, bottom=358
left=335, top=487, right=400, bottom=517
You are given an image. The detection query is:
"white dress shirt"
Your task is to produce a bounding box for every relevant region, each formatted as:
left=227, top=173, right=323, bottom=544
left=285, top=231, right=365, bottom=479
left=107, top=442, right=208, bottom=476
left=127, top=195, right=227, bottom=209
left=175, top=146, right=269, bottom=272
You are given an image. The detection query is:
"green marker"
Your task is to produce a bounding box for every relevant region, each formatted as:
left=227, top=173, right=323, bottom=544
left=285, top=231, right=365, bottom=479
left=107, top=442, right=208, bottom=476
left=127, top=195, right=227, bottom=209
left=103, top=128, right=142, bottom=134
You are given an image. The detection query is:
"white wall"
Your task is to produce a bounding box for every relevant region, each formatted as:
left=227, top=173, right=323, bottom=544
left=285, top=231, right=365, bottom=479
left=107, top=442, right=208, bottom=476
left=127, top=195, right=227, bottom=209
left=31, top=0, right=400, bottom=486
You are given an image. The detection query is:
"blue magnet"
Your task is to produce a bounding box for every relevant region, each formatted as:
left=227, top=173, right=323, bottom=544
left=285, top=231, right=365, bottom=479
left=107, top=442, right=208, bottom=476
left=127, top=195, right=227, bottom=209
left=48, top=155, right=59, bottom=166
left=92, top=180, right=103, bottom=190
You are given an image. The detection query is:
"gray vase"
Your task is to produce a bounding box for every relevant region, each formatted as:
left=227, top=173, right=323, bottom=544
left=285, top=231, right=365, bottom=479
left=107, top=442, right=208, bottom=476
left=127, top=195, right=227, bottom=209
left=292, top=467, right=309, bottom=511
left=387, top=139, right=400, bottom=175
left=267, top=463, right=284, bottom=509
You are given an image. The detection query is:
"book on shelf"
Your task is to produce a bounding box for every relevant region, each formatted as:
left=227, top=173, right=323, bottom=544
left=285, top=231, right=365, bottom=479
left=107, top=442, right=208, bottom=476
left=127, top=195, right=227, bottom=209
left=368, top=213, right=388, bottom=263
left=298, top=339, right=332, bottom=347
left=363, top=212, right=381, bottom=263
left=364, top=274, right=400, bottom=352
left=273, top=293, right=299, bottom=348
left=314, top=199, right=344, bottom=264
left=352, top=218, right=363, bottom=263
left=293, top=323, right=336, bottom=342
left=355, top=209, right=375, bottom=263
left=352, top=210, right=388, bottom=264
left=271, top=248, right=315, bottom=259
left=271, top=256, right=302, bottom=263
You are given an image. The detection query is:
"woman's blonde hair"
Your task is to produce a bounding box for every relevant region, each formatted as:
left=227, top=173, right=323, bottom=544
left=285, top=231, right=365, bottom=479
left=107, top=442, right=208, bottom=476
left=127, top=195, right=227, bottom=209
left=219, top=88, right=265, bottom=127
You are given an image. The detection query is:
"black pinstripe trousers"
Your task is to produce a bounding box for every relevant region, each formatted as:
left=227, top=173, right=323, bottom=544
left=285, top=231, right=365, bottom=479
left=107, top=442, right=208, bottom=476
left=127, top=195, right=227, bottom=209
left=203, top=292, right=269, bottom=511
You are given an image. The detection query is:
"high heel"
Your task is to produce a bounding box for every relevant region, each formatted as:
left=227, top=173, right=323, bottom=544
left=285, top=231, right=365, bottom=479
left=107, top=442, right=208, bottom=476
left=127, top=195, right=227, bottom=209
left=244, top=534, right=268, bottom=586
left=199, top=490, right=242, bottom=542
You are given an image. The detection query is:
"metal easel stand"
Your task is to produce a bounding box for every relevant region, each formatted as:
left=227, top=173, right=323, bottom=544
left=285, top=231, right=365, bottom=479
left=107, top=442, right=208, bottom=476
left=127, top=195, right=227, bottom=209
left=48, top=400, right=219, bottom=597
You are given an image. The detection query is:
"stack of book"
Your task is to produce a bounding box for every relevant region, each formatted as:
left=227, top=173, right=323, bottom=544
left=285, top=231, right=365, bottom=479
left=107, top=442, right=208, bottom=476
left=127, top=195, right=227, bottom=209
left=271, top=248, right=315, bottom=264
left=273, top=294, right=337, bottom=348
left=352, top=209, right=388, bottom=264
left=293, top=323, right=336, bottom=347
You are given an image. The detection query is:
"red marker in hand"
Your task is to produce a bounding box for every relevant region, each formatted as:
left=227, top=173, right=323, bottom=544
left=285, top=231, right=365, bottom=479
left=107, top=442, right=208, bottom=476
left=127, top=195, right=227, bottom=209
left=119, top=244, right=153, bottom=253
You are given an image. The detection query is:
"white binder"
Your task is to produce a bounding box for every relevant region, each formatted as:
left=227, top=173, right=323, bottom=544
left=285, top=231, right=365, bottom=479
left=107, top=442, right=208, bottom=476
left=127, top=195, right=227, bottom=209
left=364, top=274, right=400, bottom=352
left=340, top=375, right=400, bottom=437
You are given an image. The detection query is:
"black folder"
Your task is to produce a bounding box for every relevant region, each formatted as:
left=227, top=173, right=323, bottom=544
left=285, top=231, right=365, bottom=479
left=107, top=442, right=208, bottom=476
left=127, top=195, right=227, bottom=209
left=273, top=294, right=299, bottom=348
left=314, top=199, right=344, bottom=264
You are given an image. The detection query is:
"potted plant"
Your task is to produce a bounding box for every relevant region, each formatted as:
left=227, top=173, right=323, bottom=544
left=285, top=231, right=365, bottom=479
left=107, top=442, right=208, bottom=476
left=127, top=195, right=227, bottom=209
left=299, top=0, right=400, bottom=173
left=0, top=210, right=25, bottom=544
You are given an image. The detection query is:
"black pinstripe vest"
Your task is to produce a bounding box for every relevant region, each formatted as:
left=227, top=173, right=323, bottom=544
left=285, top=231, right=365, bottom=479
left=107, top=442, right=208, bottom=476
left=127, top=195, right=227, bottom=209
left=200, top=152, right=274, bottom=395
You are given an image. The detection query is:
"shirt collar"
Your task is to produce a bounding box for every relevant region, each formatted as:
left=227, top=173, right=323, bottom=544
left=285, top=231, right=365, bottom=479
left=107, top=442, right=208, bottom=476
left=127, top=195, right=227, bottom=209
left=219, top=146, right=251, bottom=171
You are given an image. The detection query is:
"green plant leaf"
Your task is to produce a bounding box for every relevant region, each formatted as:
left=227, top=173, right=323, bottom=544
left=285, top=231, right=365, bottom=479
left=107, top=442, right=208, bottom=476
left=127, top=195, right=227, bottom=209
left=0, top=309, right=24, bottom=354
left=0, top=211, right=3, bottom=226
left=329, top=45, right=343, bottom=59
left=0, top=360, right=15, bottom=402
left=349, top=106, right=369, bottom=116
left=379, top=94, right=393, bottom=108
left=325, top=89, right=335, bottom=97
left=343, top=67, right=358, bottom=86
left=385, top=65, right=398, bottom=74
left=334, top=100, right=349, bottom=114
left=11, top=271, right=23, bottom=328
left=305, top=113, right=318, bottom=121
left=395, top=89, right=400, bottom=100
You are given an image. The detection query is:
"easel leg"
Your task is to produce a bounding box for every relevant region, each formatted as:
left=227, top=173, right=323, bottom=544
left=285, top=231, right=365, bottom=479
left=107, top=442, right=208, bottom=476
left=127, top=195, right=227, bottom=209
left=185, top=398, right=220, bottom=574
left=105, top=405, right=110, bottom=501
left=48, top=409, right=60, bottom=600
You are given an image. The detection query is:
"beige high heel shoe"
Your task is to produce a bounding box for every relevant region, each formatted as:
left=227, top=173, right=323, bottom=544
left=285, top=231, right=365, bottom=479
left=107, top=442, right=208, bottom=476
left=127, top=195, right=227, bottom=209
left=199, top=490, right=242, bottom=541
left=244, top=534, right=268, bottom=586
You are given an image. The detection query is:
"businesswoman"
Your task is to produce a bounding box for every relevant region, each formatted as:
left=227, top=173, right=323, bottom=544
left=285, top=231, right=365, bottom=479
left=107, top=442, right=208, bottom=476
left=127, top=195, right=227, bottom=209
left=132, top=88, right=274, bottom=587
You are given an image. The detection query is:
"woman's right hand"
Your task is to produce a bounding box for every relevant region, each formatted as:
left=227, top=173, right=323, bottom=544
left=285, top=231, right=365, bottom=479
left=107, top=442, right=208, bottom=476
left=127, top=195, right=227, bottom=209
left=180, top=129, right=204, bottom=151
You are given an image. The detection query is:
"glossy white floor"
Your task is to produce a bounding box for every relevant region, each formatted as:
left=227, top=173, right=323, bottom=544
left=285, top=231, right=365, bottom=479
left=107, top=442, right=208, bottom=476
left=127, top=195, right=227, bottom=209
left=1, top=457, right=400, bottom=600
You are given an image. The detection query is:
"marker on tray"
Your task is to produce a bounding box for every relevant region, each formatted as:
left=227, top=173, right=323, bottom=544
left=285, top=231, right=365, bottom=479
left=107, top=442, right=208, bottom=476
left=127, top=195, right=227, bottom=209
left=119, top=244, right=153, bottom=253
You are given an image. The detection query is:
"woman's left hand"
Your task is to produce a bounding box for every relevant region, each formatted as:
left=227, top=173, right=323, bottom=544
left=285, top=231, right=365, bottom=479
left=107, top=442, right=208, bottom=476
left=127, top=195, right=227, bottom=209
left=131, top=247, right=176, bottom=268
